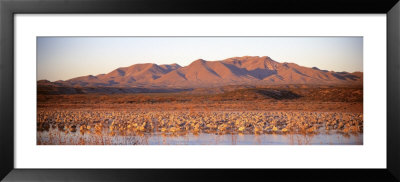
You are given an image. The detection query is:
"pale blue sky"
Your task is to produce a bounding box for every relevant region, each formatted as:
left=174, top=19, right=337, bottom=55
left=37, top=37, right=363, bottom=81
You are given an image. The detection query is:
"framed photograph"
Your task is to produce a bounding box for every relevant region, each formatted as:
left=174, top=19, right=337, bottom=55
left=1, top=0, right=399, bottom=181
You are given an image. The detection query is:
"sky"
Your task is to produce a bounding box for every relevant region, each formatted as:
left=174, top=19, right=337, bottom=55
left=37, top=37, right=363, bottom=81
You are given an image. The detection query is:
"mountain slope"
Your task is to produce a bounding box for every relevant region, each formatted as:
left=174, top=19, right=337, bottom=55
left=41, top=56, right=362, bottom=88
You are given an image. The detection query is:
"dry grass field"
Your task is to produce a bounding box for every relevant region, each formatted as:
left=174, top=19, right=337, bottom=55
left=38, top=86, right=362, bottom=112
left=37, top=86, right=363, bottom=145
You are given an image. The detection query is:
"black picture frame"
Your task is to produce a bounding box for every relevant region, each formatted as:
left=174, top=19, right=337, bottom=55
left=1, top=0, right=399, bottom=181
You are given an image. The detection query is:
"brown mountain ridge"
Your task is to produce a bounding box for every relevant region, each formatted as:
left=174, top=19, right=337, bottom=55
left=39, top=56, right=362, bottom=89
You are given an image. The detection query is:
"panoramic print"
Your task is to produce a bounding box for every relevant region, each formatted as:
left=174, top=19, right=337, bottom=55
left=37, top=37, right=363, bottom=145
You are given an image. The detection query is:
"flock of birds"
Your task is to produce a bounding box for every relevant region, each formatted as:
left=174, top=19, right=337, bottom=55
left=37, top=110, right=363, bottom=136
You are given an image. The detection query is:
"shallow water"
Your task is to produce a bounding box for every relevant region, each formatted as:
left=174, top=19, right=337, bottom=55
left=37, top=128, right=363, bottom=145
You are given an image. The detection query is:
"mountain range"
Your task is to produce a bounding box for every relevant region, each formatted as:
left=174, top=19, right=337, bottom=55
left=38, top=56, right=363, bottom=89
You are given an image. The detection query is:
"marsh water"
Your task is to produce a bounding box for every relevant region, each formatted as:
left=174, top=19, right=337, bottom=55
left=37, top=127, right=363, bottom=145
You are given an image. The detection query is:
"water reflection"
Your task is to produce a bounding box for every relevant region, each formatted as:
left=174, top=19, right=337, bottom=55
left=37, top=127, right=363, bottom=145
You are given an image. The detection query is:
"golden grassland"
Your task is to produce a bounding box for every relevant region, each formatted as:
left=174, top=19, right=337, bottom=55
left=37, top=87, right=363, bottom=145
left=37, top=87, right=363, bottom=112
